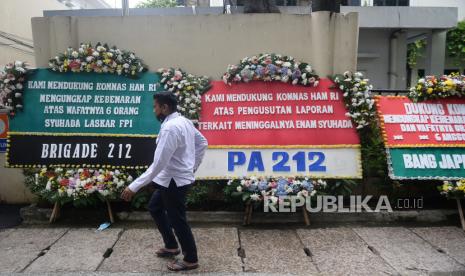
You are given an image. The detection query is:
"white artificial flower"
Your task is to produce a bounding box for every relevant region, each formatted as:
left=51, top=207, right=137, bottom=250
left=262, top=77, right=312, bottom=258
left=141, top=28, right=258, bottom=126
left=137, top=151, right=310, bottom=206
left=86, top=56, right=93, bottom=62
left=250, top=194, right=260, bottom=201
left=236, top=186, right=242, bottom=192
left=14, top=61, right=23, bottom=67
left=14, top=93, right=21, bottom=98
left=92, top=51, right=100, bottom=57
left=71, top=51, right=79, bottom=58
left=99, top=190, right=110, bottom=196
left=123, top=63, right=130, bottom=69
left=66, top=189, right=73, bottom=197
left=46, top=181, right=52, bottom=190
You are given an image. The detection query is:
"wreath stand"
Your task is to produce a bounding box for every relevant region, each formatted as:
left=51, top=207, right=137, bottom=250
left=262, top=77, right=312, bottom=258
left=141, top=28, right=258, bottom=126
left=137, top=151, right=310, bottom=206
left=49, top=199, right=115, bottom=224
left=243, top=202, right=310, bottom=226
left=456, top=199, right=465, bottom=231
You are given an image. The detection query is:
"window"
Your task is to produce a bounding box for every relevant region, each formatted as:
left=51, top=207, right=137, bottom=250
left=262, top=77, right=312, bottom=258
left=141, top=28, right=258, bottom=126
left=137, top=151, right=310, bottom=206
left=417, top=69, right=425, bottom=79
left=373, top=0, right=409, bottom=6
left=341, top=0, right=361, bottom=6
left=236, top=0, right=297, bottom=6
left=444, top=69, right=460, bottom=75
left=276, top=0, right=297, bottom=5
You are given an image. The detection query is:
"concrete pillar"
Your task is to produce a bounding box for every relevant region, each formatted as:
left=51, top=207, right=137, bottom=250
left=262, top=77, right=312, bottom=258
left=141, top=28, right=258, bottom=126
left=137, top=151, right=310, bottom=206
left=425, top=30, right=447, bottom=76
left=395, top=31, right=407, bottom=89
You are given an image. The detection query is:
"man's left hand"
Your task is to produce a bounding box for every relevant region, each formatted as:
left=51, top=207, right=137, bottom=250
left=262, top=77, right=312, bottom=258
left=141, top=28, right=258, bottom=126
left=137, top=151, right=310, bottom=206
left=121, top=187, right=135, bottom=202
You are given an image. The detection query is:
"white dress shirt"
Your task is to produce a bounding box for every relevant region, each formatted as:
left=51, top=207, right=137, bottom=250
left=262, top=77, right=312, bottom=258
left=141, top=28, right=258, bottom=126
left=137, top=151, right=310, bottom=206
left=128, top=112, right=208, bottom=192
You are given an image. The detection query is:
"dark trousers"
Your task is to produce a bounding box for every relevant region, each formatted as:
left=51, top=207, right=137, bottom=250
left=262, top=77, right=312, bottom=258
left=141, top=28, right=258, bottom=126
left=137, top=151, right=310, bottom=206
left=148, top=179, right=198, bottom=263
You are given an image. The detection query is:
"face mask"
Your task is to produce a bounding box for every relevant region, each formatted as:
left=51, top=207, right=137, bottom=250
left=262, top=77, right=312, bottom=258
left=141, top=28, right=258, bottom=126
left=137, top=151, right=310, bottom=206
left=156, top=113, right=167, bottom=122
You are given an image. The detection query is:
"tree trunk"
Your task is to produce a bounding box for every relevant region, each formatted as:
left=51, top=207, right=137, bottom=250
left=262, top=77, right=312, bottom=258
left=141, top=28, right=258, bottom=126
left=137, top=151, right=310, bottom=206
left=244, top=0, right=280, bottom=13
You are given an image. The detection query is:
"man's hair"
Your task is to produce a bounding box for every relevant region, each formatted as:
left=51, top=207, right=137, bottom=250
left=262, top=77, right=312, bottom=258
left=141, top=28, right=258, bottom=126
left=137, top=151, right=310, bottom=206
left=153, top=92, right=178, bottom=112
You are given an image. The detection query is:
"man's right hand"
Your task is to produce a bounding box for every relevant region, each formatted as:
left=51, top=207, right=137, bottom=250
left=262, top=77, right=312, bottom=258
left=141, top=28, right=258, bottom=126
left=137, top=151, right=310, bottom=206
left=121, top=187, right=135, bottom=202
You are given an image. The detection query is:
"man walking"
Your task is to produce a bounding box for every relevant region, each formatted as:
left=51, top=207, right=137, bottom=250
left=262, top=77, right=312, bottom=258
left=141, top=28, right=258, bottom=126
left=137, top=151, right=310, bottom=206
left=121, top=92, right=208, bottom=271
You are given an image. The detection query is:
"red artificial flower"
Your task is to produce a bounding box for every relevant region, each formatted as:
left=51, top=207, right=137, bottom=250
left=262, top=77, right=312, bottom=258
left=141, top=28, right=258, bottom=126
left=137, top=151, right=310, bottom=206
left=60, top=179, right=70, bottom=187
left=81, top=169, right=91, bottom=178
left=45, top=171, right=56, bottom=178
left=69, top=60, right=80, bottom=69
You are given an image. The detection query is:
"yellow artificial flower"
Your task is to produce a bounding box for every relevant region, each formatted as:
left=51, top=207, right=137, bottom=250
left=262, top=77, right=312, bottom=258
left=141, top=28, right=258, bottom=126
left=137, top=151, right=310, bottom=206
left=442, top=183, right=449, bottom=191
left=427, top=88, right=433, bottom=94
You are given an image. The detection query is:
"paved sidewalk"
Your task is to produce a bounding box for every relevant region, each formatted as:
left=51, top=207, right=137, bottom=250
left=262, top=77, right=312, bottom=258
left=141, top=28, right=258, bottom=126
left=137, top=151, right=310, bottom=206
left=1, top=225, right=465, bottom=275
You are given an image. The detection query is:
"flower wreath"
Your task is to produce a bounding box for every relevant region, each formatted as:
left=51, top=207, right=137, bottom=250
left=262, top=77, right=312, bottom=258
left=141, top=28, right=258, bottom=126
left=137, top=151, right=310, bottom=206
left=225, top=176, right=327, bottom=203
left=223, top=53, right=320, bottom=86
left=408, top=73, right=465, bottom=102
left=409, top=74, right=465, bottom=200
left=439, top=180, right=465, bottom=199
left=19, top=43, right=149, bottom=204
left=49, top=42, right=147, bottom=77
left=157, top=68, right=210, bottom=122
left=333, top=71, right=375, bottom=130
left=0, top=61, right=30, bottom=116
left=25, top=168, right=136, bottom=205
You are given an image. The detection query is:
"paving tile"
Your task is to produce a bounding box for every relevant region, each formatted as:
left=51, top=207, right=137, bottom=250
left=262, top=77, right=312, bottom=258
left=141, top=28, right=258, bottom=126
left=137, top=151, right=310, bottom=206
left=410, top=226, right=465, bottom=267
left=162, top=227, right=242, bottom=274
left=297, top=227, right=397, bottom=275
left=98, top=229, right=165, bottom=272
left=25, top=228, right=122, bottom=273
left=0, top=228, right=68, bottom=272
left=239, top=229, right=317, bottom=275
left=353, top=227, right=465, bottom=275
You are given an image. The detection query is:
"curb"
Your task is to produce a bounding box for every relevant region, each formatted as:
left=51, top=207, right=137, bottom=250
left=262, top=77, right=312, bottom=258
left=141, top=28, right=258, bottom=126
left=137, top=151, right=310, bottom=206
left=20, top=204, right=459, bottom=225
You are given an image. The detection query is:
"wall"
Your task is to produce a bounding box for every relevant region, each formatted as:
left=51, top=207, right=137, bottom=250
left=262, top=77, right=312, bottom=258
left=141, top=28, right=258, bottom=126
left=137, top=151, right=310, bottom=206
left=0, top=0, right=68, bottom=67
left=410, top=0, right=465, bottom=20
left=31, top=12, right=359, bottom=79
left=0, top=143, right=35, bottom=204
left=357, top=29, right=391, bottom=89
